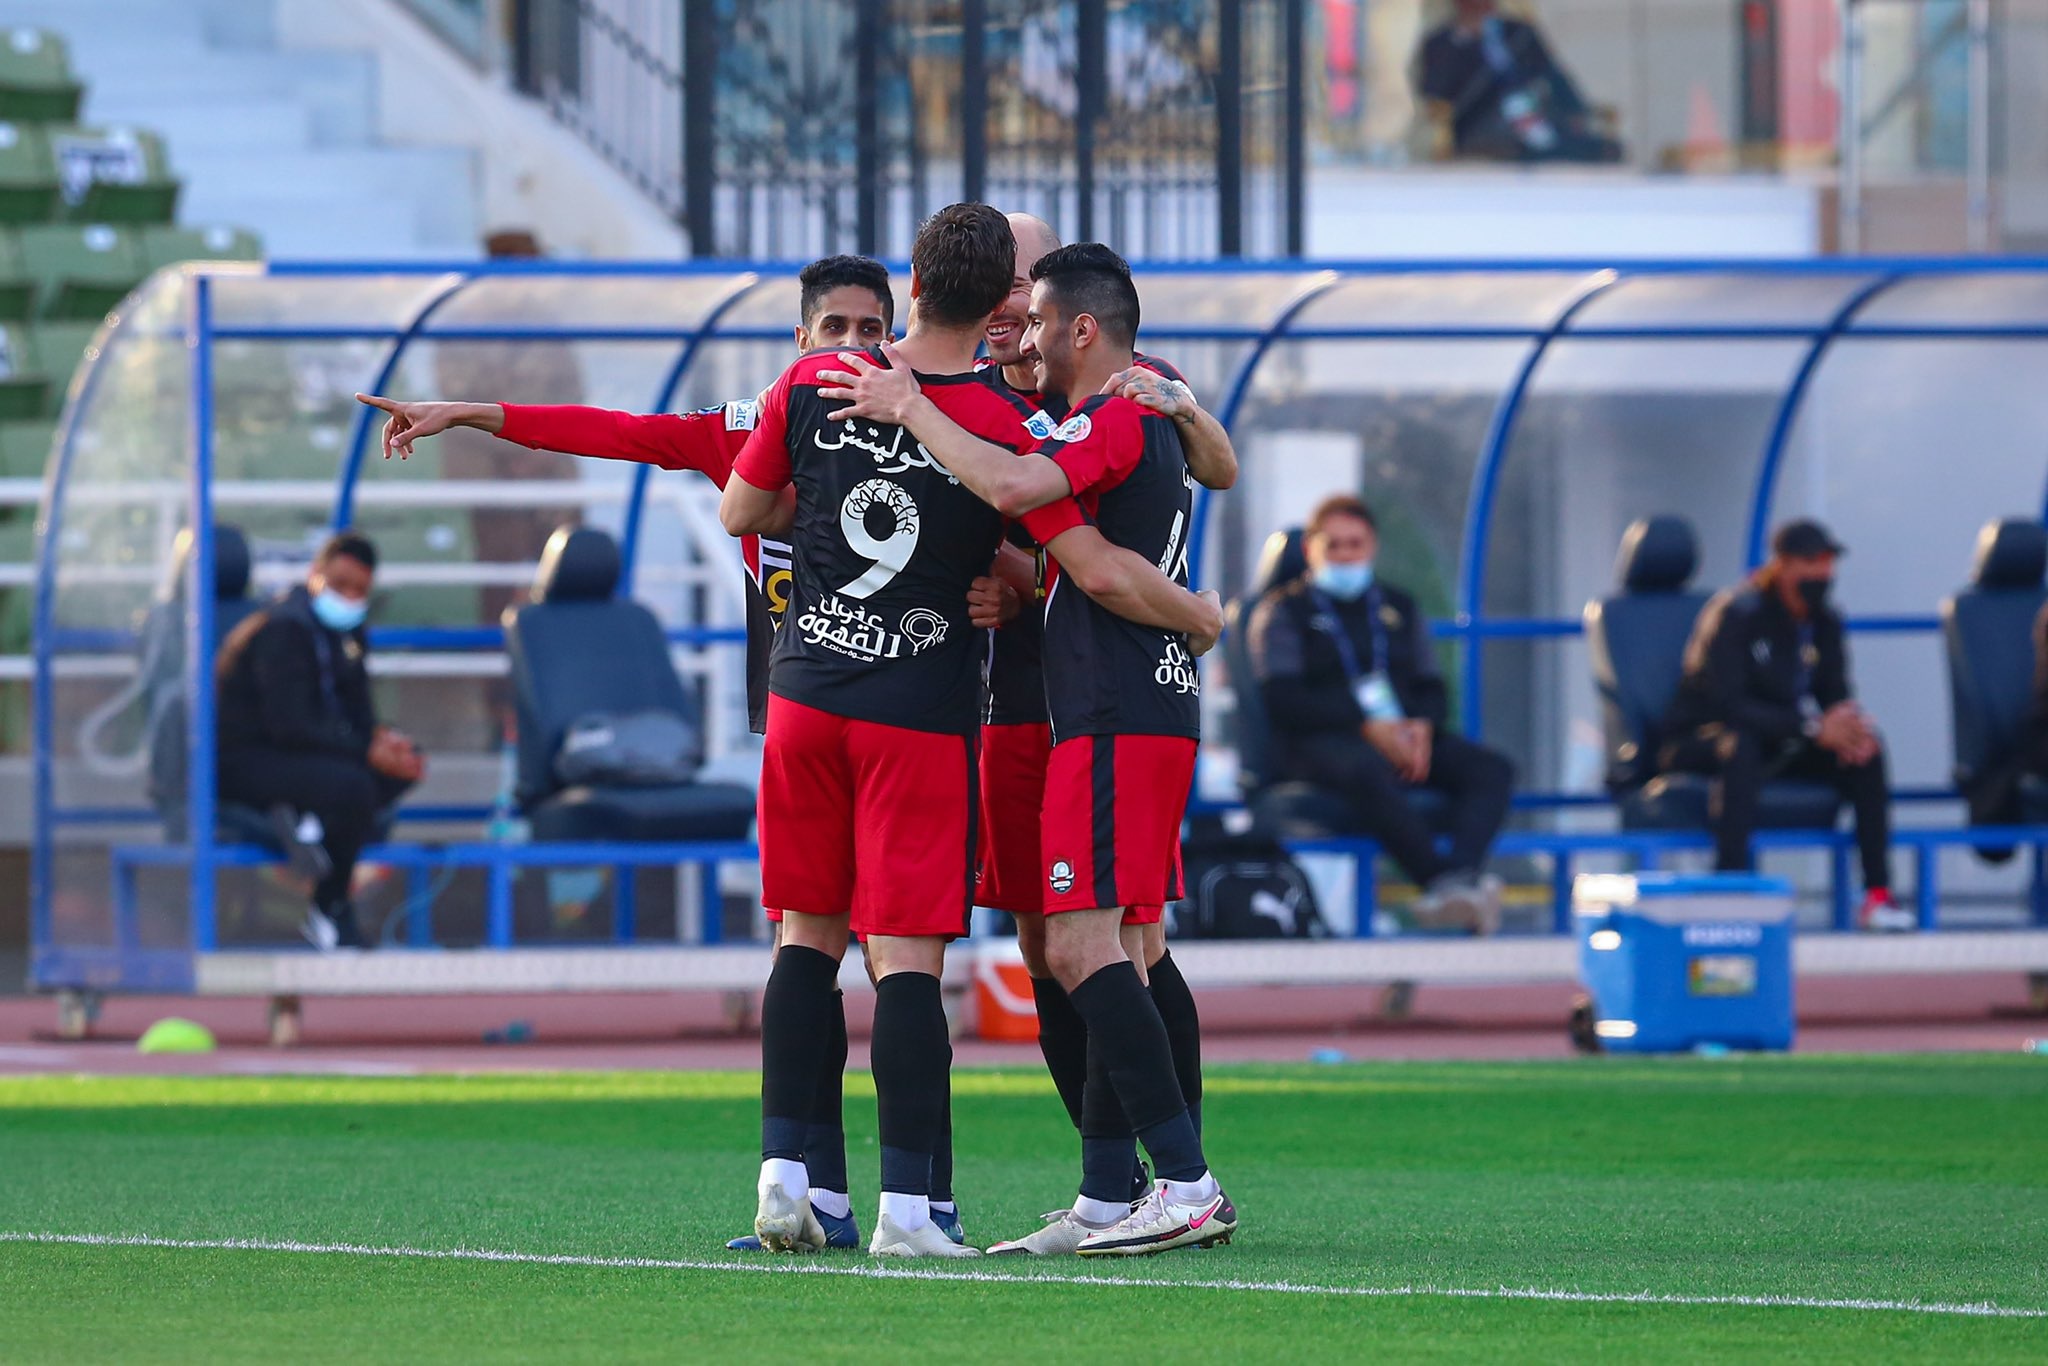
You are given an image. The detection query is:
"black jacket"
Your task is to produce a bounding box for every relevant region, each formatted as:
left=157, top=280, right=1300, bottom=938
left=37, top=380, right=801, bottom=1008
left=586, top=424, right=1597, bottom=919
left=1248, top=575, right=1447, bottom=739
left=215, top=585, right=377, bottom=760
left=1663, top=579, right=1849, bottom=746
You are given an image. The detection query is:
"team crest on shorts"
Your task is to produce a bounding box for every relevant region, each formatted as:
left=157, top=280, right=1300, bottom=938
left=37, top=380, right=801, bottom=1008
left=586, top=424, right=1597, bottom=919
left=1048, top=860, right=1075, bottom=895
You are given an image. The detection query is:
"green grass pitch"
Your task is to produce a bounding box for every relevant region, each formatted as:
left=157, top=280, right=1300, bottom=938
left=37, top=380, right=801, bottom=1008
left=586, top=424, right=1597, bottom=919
left=2, top=1055, right=2044, bottom=1362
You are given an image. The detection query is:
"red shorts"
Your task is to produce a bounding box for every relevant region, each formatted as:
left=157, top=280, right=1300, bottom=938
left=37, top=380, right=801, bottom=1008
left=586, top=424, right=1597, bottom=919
left=1040, top=733, right=1196, bottom=919
left=977, top=721, right=1051, bottom=914
left=757, top=694, right=976, bottom=940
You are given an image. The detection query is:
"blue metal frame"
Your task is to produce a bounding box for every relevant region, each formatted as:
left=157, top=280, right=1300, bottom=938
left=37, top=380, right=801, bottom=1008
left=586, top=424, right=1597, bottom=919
left=617, top=273, right=765, bottom=594
left=1742, top=272, right=1908, bottom=569
left=32, top=256, right=2048, bottom=985
left=1453, top=270, right=1623, bottom=736
left=332, top=273, right=475, bottom=529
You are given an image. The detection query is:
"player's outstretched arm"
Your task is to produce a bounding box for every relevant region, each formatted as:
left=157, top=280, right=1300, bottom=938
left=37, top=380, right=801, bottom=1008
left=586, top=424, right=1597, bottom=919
left=1103, top=368, right=1238, bottom=490
left=817, top=346, right=1070, bottom=517
left=355, top=394, right=503, bottom=460
left=1045, top=525, right=1223, bottom=656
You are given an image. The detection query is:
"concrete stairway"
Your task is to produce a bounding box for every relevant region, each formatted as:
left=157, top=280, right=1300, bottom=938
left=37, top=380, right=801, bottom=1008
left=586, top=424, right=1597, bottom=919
left=0, top=0, right=479, bottom=258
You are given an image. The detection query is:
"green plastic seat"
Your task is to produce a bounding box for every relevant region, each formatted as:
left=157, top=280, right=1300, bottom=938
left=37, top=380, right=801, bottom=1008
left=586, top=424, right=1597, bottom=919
left=0, top=120, right=56, bottom=222
left=18, top=223, right=146, bottom=320
left=0, top=320, right=48, bottom=419
left=0, top=417, right=53, bottom=478
left=29, top=320, right=97, bottom=415
left=0, top=228, right=32, bottom=320
left=0, top=29, right=81, bottom=123
left=49, top=126, right=181, bottom=224
left=138, top=224, right=262, bottom=274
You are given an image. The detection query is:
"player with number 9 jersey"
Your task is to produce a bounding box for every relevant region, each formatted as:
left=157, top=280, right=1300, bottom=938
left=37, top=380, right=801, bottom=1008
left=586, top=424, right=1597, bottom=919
left=730, top=347, right=1037, bottom=939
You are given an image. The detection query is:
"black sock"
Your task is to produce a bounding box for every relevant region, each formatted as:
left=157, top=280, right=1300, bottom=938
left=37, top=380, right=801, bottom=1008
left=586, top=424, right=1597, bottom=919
left=1078, top=1030, right=1138, bottom=1204
left=1032, top=974, right=1088, bottom=1130
left=1066, top=961, right=1206, bottom=1184
left=928, top=1084, right=954, bottom=1205
left=760, top=944, right=842, bottom=1161
left=1148, top=950, right=1204, bottom=1139
left=870, top=971, right=950, bottom=1196
left=802, top=989, right=849, bottom=1195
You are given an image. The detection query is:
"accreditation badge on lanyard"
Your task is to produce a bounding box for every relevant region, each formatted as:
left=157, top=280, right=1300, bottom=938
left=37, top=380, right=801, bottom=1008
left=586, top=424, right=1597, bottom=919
left=1311, top=588, right=1404, bottom=722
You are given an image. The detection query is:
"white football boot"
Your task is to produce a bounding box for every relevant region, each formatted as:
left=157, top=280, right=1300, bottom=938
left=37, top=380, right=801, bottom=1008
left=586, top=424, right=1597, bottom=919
left=869, top=1211, right=982, bottom=1258
left=754, top=1176, right=826, bottom=1253
left=1075, top=1181, right=1237, bottom=1257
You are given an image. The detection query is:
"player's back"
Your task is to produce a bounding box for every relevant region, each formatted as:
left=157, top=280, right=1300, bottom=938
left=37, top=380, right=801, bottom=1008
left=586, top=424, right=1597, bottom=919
left=1037, top=393, right=1200, bottom=742
left=755, top=349, right=1033, bottom=735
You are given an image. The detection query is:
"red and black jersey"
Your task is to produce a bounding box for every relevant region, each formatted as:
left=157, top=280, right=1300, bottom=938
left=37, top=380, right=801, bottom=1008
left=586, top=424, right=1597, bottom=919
left=1021, top=392, right=1200, bottom=742
left=499, top=400, right=789, bottom=735
left=733, top=349, right=1037, bottom=736
left=979, top=353, right=1190, bottom=728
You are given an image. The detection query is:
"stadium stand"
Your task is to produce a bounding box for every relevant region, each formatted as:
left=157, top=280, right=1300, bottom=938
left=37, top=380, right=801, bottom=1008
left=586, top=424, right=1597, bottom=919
left=0, top=23, right=262, bottom=758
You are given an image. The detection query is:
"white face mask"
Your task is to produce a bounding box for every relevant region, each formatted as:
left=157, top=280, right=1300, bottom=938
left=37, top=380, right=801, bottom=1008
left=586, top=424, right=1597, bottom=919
left=1313, top=560, right=1374, bottom=601
left=311, top=587, right=368, bottom=631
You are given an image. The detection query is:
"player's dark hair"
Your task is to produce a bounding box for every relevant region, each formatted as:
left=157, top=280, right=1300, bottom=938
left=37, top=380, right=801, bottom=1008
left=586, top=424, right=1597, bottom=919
left=799, top=254, right=894, bottom=331
left=1029, top=242, right=1140, bottom=350
left=318, top=529, right=378, bottom=573
left=909, top=203, right=1015, bottom=328
left=1307, top=494, right=1377, bottom=537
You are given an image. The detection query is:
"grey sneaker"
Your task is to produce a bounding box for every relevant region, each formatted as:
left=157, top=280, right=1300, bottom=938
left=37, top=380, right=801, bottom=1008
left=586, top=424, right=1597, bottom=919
left=986, top=1208, right=1113, bottom=1256
left=1412, top=873, right=1486, bottom=933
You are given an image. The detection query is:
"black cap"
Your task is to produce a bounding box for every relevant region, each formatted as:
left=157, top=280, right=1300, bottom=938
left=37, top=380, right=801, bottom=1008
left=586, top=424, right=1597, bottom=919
left=1771, top=518, right=1845, bottom=561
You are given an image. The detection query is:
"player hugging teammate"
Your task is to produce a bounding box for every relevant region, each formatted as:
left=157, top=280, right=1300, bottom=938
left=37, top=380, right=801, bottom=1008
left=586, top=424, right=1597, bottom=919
left=736, top=205, right=1237, bottom=1259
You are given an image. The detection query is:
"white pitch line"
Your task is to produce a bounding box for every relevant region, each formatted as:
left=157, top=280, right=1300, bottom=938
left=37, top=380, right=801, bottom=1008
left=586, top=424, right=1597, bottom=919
left=1, top=1231, right=2041, bottom=1321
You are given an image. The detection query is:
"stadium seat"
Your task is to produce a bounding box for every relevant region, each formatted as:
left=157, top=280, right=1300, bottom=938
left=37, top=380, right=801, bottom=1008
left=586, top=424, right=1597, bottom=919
left=1226, top=525, right=1450, bottom=838
left=0, top=417, right=51, bottom=477
left=17, top=223, right=146, bottom=319
left=0, top=120, right=57, bottom=222
left=0, top=319, right=48, bottom=418
left=138, top=224, right=262, bottom=273
left=1585, top=516, right=1840, bottom=831
left=28, top=320, right=96, bottom=414
left=140, top=525, right=276, bottom=842
left=0, top=228, right=34, bottom=319
left=1942, top=517, right=2048, bottom=822
left=49, top=126, right=180, bottom=224
left=503, top=526, right=755, bottom=842
left=0, top=28, right=82, bottom=122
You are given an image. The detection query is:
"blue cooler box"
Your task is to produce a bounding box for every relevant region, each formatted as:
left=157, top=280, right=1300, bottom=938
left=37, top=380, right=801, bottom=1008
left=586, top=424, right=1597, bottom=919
left=1573, top=872, right=1795, bottom=1053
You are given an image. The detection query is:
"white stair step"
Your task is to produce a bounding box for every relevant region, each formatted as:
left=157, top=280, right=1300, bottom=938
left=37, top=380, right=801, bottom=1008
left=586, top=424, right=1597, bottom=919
left=71, top=50, right=376, bottom=145
left=86, top=94, right=315, bottom=155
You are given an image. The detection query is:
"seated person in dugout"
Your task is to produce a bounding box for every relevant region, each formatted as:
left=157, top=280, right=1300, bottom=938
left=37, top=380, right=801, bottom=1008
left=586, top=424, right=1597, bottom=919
left=215, top=531, right=425, bottom=950
left=1656, top=518, right=1909, bottom=932
left=1249, top=494, right=1515, bottom=932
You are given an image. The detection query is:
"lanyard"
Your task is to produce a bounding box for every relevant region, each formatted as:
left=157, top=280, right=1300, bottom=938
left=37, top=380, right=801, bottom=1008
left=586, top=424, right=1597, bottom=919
left=1308, top=586, right=1389, bottom=684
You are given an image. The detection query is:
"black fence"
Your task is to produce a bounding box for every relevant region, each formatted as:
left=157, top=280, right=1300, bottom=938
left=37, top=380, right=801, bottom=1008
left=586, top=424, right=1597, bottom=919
left=510, top=0, right=1306, bottom=260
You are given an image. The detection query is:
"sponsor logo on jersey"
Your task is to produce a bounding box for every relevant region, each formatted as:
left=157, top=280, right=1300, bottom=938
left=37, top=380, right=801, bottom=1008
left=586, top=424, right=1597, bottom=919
left=1048, top=859, right=1076, bottom=895
left=1025, top=409, right=1059, bottom=441
left=796, top=592, right=905, bottom=662
left=813, top=419, right=958, bottom=484
left=899, top=607, right=950, bottom=654
left=1154, top=638, right=1200, bottom=695
left=724, top=398, right=760, bottom=432
left=1052, top=413, right=1092, bottom=444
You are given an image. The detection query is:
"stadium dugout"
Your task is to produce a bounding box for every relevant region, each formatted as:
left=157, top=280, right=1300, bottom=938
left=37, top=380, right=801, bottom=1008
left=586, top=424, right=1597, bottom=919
left=29, top=257, right=2048, bottom=1040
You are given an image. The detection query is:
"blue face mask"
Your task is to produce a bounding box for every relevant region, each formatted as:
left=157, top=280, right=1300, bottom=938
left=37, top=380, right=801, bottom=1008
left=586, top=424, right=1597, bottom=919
left=1313, top=560, right=1374, bottom=601
left=311, top=587, right=369, bottom=632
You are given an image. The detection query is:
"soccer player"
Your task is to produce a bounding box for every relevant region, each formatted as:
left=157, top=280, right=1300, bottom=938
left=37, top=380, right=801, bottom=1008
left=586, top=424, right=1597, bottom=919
left=971, top=215, right=1232, bottom=1243
left=354, top=255, right=898, bottom=1251
left=721, top=206, right=1220, bottom=1259
left=821, top=243, right=1235, bottom=1256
